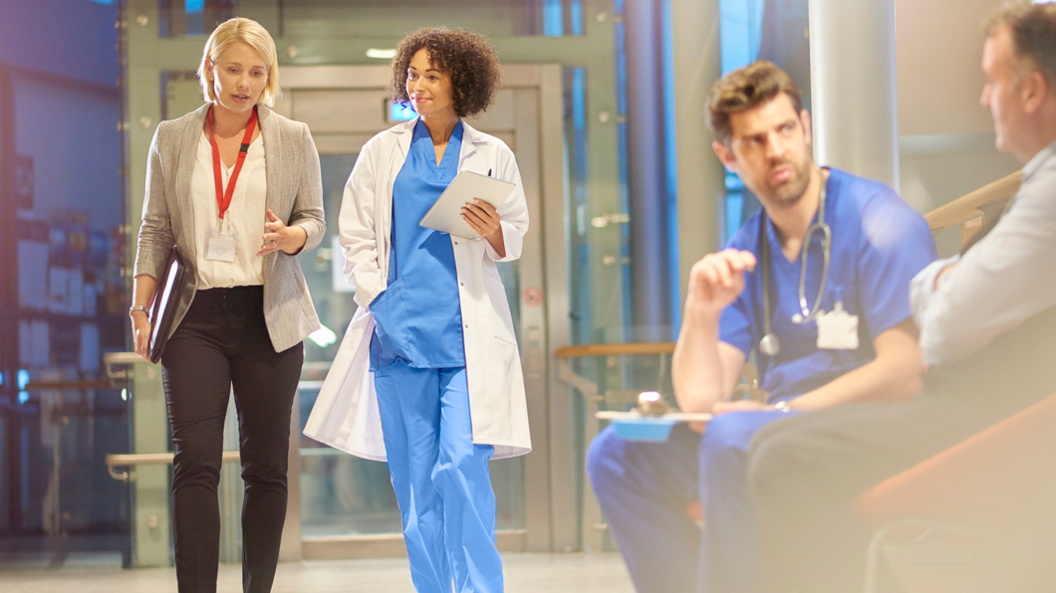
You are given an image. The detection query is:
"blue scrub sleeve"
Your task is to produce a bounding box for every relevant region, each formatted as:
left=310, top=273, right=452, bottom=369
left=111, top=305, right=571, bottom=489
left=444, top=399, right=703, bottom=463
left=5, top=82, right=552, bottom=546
left=719, top=293, right=754, bottom=357
left=856, top=195, right=939, bottom=337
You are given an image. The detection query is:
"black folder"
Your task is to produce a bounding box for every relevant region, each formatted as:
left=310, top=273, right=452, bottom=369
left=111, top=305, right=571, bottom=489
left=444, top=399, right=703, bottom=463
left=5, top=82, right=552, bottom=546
left=149, top=245, right=190, bottom=364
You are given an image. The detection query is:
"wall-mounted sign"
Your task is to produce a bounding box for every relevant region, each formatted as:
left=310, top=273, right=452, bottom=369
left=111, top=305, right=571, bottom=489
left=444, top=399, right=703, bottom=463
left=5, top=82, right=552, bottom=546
left=522, top=286, right=544, bottom=308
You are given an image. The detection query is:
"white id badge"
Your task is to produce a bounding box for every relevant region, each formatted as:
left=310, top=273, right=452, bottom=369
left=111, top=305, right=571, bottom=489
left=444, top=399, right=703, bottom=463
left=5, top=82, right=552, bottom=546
left=205, top=224, right=238, bottom=263
left=816, top=302, right=859, bottom=350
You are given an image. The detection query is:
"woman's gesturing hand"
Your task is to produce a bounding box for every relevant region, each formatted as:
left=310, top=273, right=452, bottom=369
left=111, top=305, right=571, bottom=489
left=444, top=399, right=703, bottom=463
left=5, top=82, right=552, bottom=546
left=259, top=209, right=308, bottom=256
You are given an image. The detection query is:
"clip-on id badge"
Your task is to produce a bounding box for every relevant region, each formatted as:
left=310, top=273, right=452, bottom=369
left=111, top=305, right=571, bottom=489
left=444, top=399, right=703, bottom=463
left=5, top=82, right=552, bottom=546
left=205, top=220, right=238, bottom=262
left=816, top=301, right=859, bottom=350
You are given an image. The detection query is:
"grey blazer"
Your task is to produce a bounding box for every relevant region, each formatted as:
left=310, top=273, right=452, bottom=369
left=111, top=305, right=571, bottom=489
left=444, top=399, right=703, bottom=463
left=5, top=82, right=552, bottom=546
left=134, top=103, right=325, bottom=352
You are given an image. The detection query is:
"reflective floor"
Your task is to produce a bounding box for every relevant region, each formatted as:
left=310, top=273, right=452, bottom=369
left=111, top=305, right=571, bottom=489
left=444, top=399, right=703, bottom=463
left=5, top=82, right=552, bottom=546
left=1, top=552, right=635, bottom=593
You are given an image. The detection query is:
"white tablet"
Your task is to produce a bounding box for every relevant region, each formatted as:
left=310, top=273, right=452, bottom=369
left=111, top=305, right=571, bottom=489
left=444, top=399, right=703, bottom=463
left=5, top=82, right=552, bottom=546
left=419, top=171, right=516, bottom=239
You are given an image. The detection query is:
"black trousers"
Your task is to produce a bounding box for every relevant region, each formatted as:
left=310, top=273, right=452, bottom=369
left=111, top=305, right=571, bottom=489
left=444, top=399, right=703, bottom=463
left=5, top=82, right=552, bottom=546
left=161, top=286, right=303, bottom=593
left=746, top=386, right=1056, bottom=593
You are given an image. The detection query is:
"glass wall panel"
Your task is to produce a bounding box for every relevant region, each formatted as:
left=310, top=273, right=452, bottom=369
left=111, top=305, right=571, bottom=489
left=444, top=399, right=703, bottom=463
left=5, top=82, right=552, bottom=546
left=0, top=74, right=8, bottom=535
left=1, top=74, right=127, bottom=544
left=158, top=0, right=586, bottom=39
left=296, top=153, right=401, bottom=537
left=720, top=0, right=811, bottom=236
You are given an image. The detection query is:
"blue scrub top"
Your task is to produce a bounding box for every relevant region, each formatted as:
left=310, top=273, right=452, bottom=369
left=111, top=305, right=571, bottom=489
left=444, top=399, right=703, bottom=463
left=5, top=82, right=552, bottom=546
left=370, top=119, right=466, bottom=370
left=719, top=168, right=937, bottom=401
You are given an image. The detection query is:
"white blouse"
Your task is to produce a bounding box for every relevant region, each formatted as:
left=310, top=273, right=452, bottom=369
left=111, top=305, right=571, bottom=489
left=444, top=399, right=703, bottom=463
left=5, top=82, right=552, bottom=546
left=190, top=132, right=267, bottom=289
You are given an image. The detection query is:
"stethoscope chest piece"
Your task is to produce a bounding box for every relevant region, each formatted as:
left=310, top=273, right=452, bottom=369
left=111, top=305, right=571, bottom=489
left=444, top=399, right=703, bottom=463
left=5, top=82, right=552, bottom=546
left=759, top=333, right=781, bottom=357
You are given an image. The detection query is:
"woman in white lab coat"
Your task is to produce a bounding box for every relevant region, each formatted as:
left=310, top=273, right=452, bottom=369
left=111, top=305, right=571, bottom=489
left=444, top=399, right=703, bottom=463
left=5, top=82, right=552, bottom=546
left=305, top=27, right=529, bottom=593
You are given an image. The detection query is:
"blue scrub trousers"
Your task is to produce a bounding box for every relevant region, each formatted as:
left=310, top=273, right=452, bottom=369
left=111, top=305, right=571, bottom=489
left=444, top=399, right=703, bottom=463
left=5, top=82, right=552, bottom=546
left=373, top=360, right=502, bottom=593
left=587, top=410, right=797, bottom=593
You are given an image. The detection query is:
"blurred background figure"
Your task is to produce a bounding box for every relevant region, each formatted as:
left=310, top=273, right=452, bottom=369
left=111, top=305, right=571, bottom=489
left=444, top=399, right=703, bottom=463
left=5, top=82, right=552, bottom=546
left=748, top=4, right=1056, bottom=592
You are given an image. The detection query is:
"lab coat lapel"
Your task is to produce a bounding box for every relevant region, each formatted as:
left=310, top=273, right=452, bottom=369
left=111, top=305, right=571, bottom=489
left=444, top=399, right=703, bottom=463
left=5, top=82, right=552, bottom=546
left=379, top=118, right=416, bottom=283
left=458, top=119, right=488, bottom=173
left=393, top=117, right=415, bottom=158
left=388, top=118, right=416, bottom=198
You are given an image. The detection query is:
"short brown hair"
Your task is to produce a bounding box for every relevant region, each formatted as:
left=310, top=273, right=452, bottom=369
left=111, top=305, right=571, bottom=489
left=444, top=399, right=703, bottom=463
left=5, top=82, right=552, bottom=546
left=984, top=2, right=1056, bottom=88
left=391, top=27, right=502, bottom=118
left=705, top=60, right=803, bottom=144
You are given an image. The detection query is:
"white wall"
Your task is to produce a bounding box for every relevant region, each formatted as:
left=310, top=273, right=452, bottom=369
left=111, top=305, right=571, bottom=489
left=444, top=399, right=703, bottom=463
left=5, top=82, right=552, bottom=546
left=894, top=0, right=1021, bottom=255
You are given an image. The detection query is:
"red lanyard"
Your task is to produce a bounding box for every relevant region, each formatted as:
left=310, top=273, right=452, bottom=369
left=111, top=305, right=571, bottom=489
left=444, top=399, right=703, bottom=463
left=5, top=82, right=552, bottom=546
left=208, top=105, right=258, bottom=220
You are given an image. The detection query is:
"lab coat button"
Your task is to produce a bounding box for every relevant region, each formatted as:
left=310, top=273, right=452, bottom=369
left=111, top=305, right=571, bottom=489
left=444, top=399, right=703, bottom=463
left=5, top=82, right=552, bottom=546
left=454, top=241, right=460, bottom=245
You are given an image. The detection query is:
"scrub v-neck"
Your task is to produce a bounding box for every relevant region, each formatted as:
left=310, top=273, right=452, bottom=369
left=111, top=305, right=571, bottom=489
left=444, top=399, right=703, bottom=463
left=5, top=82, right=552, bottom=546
left=369, top=119, right=466, bottom=370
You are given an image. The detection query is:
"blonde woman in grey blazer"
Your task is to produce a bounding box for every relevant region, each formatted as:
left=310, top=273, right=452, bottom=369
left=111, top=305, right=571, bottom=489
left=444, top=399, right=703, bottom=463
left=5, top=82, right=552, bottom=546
left=129, top=18, right=323, bottom=593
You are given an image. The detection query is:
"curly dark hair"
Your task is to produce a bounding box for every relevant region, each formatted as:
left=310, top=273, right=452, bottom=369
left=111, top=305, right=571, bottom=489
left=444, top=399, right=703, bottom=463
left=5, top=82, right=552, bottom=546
left=391, top=27, right=502, bottom=118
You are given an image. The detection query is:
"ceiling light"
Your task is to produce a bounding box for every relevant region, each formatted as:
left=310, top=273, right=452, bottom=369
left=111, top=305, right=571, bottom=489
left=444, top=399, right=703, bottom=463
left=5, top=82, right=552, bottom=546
left=366, top=48, right=397, bottom=59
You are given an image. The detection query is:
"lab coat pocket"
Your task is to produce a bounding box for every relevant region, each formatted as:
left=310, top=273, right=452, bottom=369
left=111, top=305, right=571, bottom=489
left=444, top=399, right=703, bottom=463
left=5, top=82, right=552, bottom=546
left=492, top=333, right=521, bottom=376
left=493, top=334, right=518, bottom=348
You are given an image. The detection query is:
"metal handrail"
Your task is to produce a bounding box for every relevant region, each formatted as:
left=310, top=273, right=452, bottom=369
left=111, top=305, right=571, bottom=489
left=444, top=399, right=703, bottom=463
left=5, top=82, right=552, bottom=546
left=24, top=380, right=121, bottom=390
left=105, top=451, right=240, bottom=482
left=554, top=342, right=676, bottom=358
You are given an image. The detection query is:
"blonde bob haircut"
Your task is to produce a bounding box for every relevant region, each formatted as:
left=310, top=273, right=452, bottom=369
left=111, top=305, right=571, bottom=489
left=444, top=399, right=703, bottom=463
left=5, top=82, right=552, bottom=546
left=197, top=17, right=281, bottom=107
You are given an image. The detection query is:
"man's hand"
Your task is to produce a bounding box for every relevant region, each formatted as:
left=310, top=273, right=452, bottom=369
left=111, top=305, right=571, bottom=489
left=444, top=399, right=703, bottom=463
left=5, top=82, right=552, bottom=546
left=687, top=399, right=776, bottom=432
left=686, top=249, right=758, bottom=316
left=934, top=262, right=957, bottom=290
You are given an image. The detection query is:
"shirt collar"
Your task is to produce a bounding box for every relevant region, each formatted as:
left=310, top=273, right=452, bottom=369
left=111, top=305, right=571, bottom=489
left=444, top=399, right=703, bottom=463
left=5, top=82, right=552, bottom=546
left=1022, top=137, right=1056, bottom=182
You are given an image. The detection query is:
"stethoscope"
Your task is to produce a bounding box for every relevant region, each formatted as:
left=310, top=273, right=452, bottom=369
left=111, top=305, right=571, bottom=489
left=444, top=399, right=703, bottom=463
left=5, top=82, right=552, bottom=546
left=758, top=168, right=832, bottom=357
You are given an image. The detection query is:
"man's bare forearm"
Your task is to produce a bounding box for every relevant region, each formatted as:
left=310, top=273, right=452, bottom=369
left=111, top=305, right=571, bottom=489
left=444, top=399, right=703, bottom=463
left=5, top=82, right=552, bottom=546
left=784, top=320, right=923, bottom=411
left=673, top=305, right=742, bottom=413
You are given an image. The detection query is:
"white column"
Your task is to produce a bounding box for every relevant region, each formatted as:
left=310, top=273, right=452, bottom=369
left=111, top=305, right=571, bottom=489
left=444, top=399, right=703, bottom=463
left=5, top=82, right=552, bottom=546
left=672, top=0, right=725, bottom=306
left=808, top=0, right=900, bottom=190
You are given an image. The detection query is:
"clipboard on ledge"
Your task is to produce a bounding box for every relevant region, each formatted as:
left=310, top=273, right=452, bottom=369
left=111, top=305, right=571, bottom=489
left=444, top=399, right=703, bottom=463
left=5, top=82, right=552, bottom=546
left=419, top=171, right=516, bottom=239
left=149, top=245, right=190, bottom=364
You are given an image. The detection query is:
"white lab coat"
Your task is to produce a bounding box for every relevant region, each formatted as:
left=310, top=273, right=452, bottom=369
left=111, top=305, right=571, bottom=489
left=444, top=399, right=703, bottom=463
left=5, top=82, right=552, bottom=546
left=304, top=118, right=531, bottom=461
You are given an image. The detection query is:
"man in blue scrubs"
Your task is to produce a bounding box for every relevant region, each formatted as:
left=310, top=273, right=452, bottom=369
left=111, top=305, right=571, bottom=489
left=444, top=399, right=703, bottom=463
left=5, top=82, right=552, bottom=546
left=586, top=61, right=937, bottom=592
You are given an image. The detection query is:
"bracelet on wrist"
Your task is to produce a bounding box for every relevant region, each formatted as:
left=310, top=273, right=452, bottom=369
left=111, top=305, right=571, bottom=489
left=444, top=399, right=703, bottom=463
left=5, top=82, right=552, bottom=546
left=774, top=400, right=792, bottom=413
left=129, top=305, right=150, bottom=317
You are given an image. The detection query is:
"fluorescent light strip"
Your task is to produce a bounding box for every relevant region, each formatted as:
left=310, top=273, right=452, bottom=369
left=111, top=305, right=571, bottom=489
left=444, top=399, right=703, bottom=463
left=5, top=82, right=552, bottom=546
left=366, top=48, right=398, bottom=59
